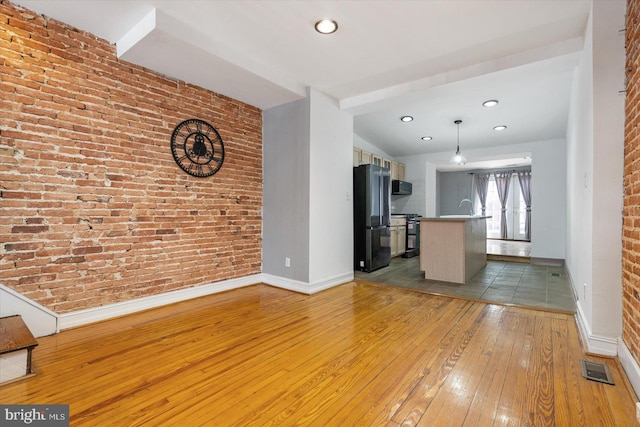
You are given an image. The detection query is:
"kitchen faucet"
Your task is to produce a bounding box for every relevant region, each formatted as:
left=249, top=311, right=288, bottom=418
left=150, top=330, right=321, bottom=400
left=458, top=198, right=474, bottom=216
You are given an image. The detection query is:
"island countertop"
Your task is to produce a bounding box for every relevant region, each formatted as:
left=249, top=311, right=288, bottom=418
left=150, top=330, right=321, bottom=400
left=420, top=215, right=492, bottom=221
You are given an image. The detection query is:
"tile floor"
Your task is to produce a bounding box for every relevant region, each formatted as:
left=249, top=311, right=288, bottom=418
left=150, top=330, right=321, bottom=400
left=355, top=251, right=576, bottom=313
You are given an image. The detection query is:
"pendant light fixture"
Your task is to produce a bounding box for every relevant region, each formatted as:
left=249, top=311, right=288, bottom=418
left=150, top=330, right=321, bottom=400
left=450, top=119, right=466, bottom=165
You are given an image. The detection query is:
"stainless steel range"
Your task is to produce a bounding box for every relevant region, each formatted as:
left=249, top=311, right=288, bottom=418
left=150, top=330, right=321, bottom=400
left=401, top=214, right=421, bottom=258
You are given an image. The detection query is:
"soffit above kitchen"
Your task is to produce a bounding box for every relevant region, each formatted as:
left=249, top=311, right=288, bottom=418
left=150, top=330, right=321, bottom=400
left=12, top=0, right=593, bottom=158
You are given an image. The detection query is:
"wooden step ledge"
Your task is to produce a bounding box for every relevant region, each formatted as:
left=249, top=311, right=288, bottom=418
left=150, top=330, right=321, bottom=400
left=0, top=315, right=38, bottom=377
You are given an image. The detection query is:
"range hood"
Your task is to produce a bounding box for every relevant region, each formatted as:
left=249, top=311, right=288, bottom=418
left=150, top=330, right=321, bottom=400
left=392, top=180, right=412, bottom=195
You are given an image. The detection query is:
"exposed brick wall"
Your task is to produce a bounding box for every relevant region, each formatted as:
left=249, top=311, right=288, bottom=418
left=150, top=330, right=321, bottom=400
left=0, top=1, right=262, bottom=313
left=625, top=0, right=640, bottom=364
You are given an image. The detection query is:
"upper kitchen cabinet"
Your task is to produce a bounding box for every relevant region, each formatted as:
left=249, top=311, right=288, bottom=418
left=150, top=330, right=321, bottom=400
left=353, top=147, right=361, bottom=167
left=360, top=150, right=372, bottom=165
left=354, top=148, right=404, bottom=179
left=391, top=161, right=405, bottom=181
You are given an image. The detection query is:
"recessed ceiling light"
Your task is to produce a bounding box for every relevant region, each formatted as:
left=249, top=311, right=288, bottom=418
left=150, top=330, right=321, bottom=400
left=494, top=125, right=507, bottom=131
left=483, top=100, right=499, bottom=107
left=421, top=136, right=432, bottom=141
left=400, top=116, right=413, bottom=122
left=314, top=19, right=338, bottom=34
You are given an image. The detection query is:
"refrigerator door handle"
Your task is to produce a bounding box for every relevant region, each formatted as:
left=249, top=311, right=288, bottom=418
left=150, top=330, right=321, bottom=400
left=379, top=173, right=383, bottom=226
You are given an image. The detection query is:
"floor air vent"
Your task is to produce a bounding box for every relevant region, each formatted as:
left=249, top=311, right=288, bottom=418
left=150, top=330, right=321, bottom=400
left=581, top=360, right=614, bottom=385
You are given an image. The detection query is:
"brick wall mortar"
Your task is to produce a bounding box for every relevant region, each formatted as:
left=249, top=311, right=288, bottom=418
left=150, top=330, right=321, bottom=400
left=0, top=1, right=263, bottom=313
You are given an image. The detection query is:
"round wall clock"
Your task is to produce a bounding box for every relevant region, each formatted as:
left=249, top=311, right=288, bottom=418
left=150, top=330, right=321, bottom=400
left=170, top=119, right=225, bottom=177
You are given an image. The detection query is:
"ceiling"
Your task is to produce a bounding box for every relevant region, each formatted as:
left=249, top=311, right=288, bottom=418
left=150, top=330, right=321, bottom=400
left=13, top=0, right=592, bottom=170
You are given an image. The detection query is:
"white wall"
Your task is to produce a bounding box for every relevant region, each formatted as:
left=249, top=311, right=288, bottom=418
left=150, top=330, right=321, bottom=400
left=397, top=138, right=566, bottom=260
left=565, top=1, right=625, bottom=354
left=530, top=139, right=566, bottom=260
left=438, top=171, right=475, bottom=215
left=590, top=1, right=624, bottom=339
left=308, top=88, right=354, bottom=285
left=566, top=15, right=593, bottom=323
left=263, top=97, right=311, bottom=282
left=263, top=88, right=354, bottom=292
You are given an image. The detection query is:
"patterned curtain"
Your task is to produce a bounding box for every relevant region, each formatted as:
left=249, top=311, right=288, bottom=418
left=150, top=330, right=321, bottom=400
left=517, top=170, right=532, bottom=241
left=474, top=172, right=491, bottom=215
left=494, top=171, right=512, bottom=239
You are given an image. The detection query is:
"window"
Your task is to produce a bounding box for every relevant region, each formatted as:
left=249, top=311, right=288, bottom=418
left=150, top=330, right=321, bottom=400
left=484, top=174, right=528, bottom=241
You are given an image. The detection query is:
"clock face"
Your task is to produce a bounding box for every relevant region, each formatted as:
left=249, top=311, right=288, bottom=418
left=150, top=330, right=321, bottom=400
left=170, top=119, right=225, bottom=177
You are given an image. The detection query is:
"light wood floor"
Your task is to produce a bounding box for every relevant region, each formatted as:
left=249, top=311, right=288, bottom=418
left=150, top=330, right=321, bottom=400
left=486, top=239, right=531, bottom=258
left=1, top=282, right=636, bottom=426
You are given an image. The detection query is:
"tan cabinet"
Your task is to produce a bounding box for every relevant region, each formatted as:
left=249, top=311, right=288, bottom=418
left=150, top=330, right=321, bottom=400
left=419, top=217, right=487, bottom=283
left=354, top=148, right=405, bottom=178
left=390, top=216, right=407, bottom=257
left=353, top=147, right=362, bottom=166
left=360, top=150, right=372, bottom=165
left=396, top=224, right=406, bottom=257
left=392, top=162, right=406, bottom=181
left=391, top=161, right=405, bottom=181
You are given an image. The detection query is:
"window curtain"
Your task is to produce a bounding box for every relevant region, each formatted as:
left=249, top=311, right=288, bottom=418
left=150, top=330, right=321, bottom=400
left=494, top=171, right=511, bottom=239
left=517, top=170, right=532, bottom=240
left=474, top=172, right=491, bottom=215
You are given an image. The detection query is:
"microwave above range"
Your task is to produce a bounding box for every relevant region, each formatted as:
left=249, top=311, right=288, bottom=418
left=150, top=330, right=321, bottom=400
left=392, top=180, right=412, bottom=195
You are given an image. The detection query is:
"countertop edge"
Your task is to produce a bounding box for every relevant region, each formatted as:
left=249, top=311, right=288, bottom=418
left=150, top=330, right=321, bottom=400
left=420, top=216, right=491, bottom=222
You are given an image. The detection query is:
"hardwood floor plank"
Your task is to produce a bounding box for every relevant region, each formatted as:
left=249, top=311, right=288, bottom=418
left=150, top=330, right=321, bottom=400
left=526, top=315, right=555, bottom=426
left=0, top=282, right=636, bottom=426
left=420, top=305, right=505, bottom=426
left=328, top=296, right=474, bottom=426
left=391, top=303, right=490, bottom=424
left=462, top=307, right=521, bottom=426
left=219, top=288, right=427, bottom=425
left=605, top=359, right=639, bottom=425
left=299, top=295, right=467, bottom=426
left=490, top=308, right=534, bottom=426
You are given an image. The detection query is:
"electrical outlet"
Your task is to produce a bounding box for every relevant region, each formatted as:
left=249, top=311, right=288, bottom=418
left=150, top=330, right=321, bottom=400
left=635, top=402, right=640, bottom=422
left=285, top=257, right=290, bottom=268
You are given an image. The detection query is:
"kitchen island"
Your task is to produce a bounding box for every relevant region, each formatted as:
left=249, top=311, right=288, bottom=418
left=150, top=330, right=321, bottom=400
left=419, top=216, right=490, bottom=284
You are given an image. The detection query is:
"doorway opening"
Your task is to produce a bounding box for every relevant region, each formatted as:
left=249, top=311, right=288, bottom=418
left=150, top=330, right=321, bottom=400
left=484, top=173, right=529, bottom=241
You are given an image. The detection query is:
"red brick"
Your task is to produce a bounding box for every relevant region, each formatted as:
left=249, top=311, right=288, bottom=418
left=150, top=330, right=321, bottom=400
left=0, top=1, right=262, bottom=314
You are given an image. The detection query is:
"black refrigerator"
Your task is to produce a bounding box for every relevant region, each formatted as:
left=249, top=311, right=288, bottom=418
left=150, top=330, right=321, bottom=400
left=353, top=164, right=391, bottom=272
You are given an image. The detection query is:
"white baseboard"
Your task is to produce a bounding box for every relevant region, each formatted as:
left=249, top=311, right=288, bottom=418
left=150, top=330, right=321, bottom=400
left=575, top=301, right=618, bottom=356
left=7, top=271, right=354, bottom=333
left=308, top=272, right=354, bottom=293
left=0, top=284, right=58, bottom=337
left=58, top=274, right=261, bottom=330
left=261, top=274, right=310, bottom=293
left=618, top=339, right=640, bottom=399
left=262, top=272, right=353, bottom=294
